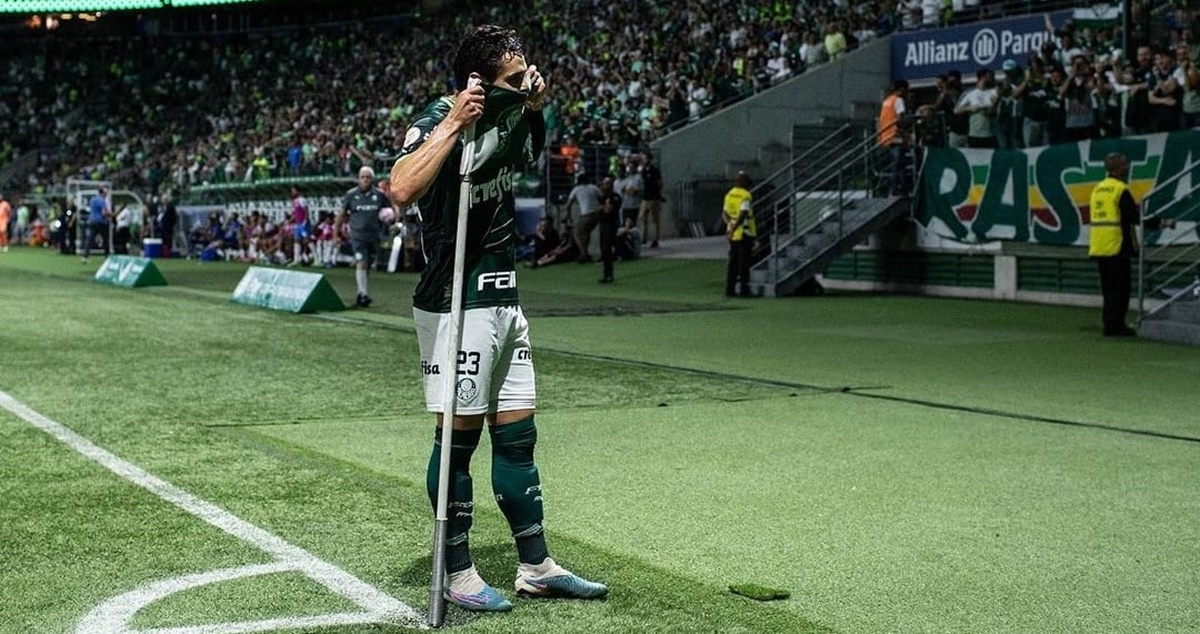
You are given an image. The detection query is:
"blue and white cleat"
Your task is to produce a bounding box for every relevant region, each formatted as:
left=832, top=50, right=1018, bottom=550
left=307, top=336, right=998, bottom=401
left=444, top=584, right=514, bottom=612
left=515, top=558, right=609, bottom=599
left=444, top=566, right=513, bottom=612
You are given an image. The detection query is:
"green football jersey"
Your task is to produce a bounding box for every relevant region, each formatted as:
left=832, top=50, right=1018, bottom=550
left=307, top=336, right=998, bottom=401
left=342, top=186, right=389, bottom=242
left=398, top=91, right=537, bottom=313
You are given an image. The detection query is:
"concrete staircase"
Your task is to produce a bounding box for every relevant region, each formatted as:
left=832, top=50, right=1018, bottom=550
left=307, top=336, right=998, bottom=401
left=1140, top=295, right=1200, bottom=346
left=750, top=196, right=909, bottom=296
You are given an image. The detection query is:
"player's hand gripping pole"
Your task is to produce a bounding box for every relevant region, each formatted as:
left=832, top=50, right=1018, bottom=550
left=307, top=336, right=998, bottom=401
left=429, top=77, right=481, bottom=628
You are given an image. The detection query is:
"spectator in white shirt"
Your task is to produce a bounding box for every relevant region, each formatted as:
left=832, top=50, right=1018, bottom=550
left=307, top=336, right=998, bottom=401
left=955, top=68, right=1000, bottom=148
left=114, top=204, right=133, bottom=254
left=766, top=46, right=792, bottom=84
left=566, top=176, right=603, bottom=262
left=800, top=31, right=826, bottom=67
left=921, top=0, right=941, bottom=27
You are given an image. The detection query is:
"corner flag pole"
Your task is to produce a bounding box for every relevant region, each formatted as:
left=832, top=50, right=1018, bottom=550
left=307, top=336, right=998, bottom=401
left=429, top=78, right=480, bottom=628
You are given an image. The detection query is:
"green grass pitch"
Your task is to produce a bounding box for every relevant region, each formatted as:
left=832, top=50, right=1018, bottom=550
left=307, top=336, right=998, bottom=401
left=1, top=247, right=1198, bottom=633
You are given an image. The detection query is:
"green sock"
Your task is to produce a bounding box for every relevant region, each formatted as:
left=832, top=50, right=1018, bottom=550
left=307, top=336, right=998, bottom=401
left=490, top=416, right=549, bottom=565
left=427, top=427, right=482, bottom=574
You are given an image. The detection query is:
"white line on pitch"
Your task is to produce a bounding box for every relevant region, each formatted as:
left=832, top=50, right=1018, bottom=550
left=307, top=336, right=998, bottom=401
left=132, top=612, right=388, bottom=634
left=0, top=389, right=424, bottom=631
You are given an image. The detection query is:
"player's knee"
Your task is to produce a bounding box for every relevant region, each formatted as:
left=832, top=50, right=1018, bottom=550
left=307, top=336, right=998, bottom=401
left=490, top=415, right=537, bottom=461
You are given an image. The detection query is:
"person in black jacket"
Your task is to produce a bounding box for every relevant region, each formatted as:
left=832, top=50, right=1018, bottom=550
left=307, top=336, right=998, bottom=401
left=638, top=152, right=664, bottom=248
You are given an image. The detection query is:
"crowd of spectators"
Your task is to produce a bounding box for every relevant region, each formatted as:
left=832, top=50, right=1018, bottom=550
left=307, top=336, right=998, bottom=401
left=4, top=0, right=1195, bottom=213
left=1, top=0, right=953, bottom=201
left=903, top=19, right=1200, bottom=153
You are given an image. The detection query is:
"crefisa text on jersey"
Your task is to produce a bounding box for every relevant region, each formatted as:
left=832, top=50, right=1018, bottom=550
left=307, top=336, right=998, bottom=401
left=469, top=166, right=515, bottom=205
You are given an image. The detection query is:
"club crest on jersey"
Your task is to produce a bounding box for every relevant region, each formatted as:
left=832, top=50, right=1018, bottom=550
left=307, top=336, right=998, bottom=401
left=456, top=378, right=478, bottom=401
left=470, top=102, right=524, bottom=170
left=477, top=270, right=516, bottom=291
left=403, top=127, right=422, bottom=150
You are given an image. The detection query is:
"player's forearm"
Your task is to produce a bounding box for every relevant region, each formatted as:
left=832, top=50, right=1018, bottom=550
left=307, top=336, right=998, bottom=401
left=389, top=123, right=461, bottom=206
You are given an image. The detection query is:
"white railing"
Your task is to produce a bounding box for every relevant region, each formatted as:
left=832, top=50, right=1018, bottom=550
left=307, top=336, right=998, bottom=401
left=1138, top=157, right=1200, bottom=322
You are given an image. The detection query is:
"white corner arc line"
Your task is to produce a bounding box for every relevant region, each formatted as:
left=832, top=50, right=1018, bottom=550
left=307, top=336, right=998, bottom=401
left=0, top=390, right=425, bottom=631
left=80, top=563, right=388, bottom=634
left=138, top=612, right=389, bottom=634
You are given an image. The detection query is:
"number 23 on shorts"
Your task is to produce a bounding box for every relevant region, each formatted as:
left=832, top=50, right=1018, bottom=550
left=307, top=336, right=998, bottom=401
left=457, top=350, right=481, bottom=375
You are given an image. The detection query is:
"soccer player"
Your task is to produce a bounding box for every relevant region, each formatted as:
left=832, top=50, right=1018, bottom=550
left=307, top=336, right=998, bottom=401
left=0, top=193, right=11, bottom=253
left=82, top=187, right=112, bottom=263
left=337, top=166, right=390, bottom=307
left=314, top=212, right=336, bottom=268
left=288, top=186, right=310, bottom=266
left=389, top=24, right=607, bottom=613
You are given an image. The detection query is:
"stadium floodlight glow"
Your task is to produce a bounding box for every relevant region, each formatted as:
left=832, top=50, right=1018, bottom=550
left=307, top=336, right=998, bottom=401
left=0, top=0, right=266, bottom=13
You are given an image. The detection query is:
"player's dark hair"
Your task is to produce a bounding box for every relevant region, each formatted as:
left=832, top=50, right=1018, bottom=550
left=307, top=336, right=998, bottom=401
left=453, top=24, right=524, bottom=89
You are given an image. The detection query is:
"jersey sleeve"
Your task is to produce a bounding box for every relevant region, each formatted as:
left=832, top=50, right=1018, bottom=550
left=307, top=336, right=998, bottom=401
left=396, top=99, right=450, bottom=163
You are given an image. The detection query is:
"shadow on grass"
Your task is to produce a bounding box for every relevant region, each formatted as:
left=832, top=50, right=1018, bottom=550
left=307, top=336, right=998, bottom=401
left=394, top=538, right=838, bottom=634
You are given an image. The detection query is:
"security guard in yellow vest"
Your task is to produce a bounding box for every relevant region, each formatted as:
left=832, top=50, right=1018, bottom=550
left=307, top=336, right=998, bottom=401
left=1088, top=153, right=1174, bottom=337
left=724, top=171, right=757, bottom=297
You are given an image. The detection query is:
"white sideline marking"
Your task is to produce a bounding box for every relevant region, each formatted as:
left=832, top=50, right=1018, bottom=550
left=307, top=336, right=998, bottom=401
left=0, top=390, right=424, bottom=632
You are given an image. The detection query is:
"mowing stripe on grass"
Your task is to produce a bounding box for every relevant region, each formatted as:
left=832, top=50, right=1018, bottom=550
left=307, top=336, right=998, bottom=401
left=312, top=312, right=1200, bottom=444
left=0, top=388, right=424, bottom=633
left=566, top=349, right=1200, bottom=445
left=850, top=391, right=1200, bottom=444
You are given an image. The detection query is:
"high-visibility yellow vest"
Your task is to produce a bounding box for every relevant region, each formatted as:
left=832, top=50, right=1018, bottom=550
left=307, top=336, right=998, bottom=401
left=724, top=186, right=756, bottom=241
left=1088, top=176, right=1128, bottom=257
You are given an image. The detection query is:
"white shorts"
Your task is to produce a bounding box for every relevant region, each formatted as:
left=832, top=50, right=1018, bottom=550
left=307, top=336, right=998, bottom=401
left=413, top=305, right=536, bottom=415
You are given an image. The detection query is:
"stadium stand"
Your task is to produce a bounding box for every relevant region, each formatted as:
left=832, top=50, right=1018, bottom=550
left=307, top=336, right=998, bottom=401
left=2, top=0, right=1160, bottom=196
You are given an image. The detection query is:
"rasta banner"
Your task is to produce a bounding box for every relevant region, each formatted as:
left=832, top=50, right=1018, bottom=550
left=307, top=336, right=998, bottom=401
left=914, top=130, right=1200, bottom=251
